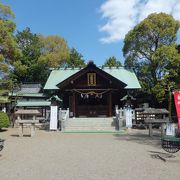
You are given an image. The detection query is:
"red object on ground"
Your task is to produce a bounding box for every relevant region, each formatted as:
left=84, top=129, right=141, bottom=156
left=173, top=91, right=180, bottom=129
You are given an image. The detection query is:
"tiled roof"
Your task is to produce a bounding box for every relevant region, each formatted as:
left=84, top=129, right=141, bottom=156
left=15, top=109, right=41, bottom=115
left=44, top=67, right=141, bottom=90
left=16, top=100, right=51, bottom=107
left=17, top=84, right=42, bottom=94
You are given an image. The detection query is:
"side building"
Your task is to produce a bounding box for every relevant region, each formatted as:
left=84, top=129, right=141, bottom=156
left=10, top=83, right=50, bottom=118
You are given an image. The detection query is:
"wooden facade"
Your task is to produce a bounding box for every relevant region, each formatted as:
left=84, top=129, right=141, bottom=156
left=57, top=62, right=127, bottom=117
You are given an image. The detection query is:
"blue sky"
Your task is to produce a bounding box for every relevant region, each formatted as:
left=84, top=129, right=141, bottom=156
left=2, top=0, right=180, bottom=66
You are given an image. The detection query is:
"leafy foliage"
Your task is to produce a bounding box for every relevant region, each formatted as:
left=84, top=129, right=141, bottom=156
left=11, top=29, right=81, bottom=85
left=38, top=35, right=70, bottom=68
left=123, top=13, right=180, bottom=103
left=102, top=56, right=122, bottom=67
left=0, top=111, right=9, bottom=129
left=11, top=28, right=49, bottom=84
left=0, top=2, right=15, bottom=19
left=0, top=2, right=20, bottom=76
left=66, top=48, right=85, bottom=68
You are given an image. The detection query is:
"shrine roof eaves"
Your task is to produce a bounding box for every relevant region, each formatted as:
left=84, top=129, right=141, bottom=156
left=44, top=67, right=141, bottom=90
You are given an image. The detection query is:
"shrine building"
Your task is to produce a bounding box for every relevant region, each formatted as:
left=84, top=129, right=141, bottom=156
left=44, top=62, right=141, bottom=118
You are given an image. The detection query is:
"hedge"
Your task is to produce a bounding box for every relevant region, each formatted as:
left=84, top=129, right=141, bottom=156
left=0, top=111, right=9, bottom=129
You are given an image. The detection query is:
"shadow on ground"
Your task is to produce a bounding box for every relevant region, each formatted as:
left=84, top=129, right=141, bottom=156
left=0, top=129, right=8, bottom=132
left=113, top=130, right=161, bottom=149
left=148, top=151, right=180, bottom=163
left=10, top=134, right=31, bottom=137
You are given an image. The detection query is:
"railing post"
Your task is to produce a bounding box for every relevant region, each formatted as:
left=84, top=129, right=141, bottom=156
left=67, top=108, right=69, bottom=119
left=115, top=108, right=119, bottom=130
left=59, top=108, right=64, bottom=131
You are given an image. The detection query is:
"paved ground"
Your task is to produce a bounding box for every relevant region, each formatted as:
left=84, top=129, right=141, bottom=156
left=0, top=128, right=180, bottom=180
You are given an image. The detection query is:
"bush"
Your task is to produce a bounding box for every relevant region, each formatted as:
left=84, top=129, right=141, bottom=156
left=0, top=111, right=9, bottom=129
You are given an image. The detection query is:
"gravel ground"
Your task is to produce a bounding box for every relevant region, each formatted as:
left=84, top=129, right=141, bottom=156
left=0, top=128, right=180, bottom=180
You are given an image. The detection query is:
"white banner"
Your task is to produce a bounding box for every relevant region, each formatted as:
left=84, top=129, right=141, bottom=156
left=125, top=108, right=132, bottom=128
left=50, top=106, right=58, bottom=130
left=166, top=123, right=175, bottom=136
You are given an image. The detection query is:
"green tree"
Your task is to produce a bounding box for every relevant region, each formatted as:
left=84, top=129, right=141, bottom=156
left=123, top=13, right=180, bottom=103
left=0, top=2, right=20, bottom=77
left=66, top=48, right=85, bottom=68
left=0, top=111, right=9, bottom=129
left=11, top=28, right=48, bottom=84
left=38, top=35, right=70, bottom=68
left=102, top=56, right=122, bottom=67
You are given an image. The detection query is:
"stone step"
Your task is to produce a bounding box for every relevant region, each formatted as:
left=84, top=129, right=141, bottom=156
left=66, top=124, right=114, bottom=126
left=66, top=124, right=114, bottom=127
left=65, top=127, right=115, bottom=130
left=65, top=126, right=115, bottom=129
left=66, top=126, right=114, bottom=129
left=68, top=119, right=113, bottom=121
left=67, top=123, right=114, bottom=125
left=65, top=125, right=115, bottom=130
left=65, top=128, right=116, bottom=131
left=69, top=118, right=114, bottom=121
left=64, top=117, right=116, bottom=132
left=64, top=130, right=117, bottom=133
left=67, top=122, right=114, bottom=125
left=67, top=121, right=113, bottom=124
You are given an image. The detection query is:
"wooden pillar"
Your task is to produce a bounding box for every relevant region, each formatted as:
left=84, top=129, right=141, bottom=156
left=108, top=91, right=112, bottom=117
left=161, top=123, right=165, bottom=137
left=72, top=91, right=76, bottom=117
left=45, top=108, right=47, bottom=119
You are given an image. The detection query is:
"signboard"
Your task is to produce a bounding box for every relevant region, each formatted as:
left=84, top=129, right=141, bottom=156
left=173, top=91, right=180, bottom=129
left=50, top=106, right=58, bottom=130
left=87, top=73, right=96, bottom=86
left=125, top=108, right=132, bottom=128
left=166, top=123, right=175, bottom=136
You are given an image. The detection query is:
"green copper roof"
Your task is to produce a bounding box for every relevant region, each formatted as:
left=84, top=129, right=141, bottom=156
left=44, top=67, right=141, bottom=90
left=9, top=93, right=46, bottom=97
left=17, top=93, right=46, bottom=97
left=16, top=100, right=51, bottom=107
left=44, top=68, right=80, bottom=90
left=102, top=68, right=141, bottom=89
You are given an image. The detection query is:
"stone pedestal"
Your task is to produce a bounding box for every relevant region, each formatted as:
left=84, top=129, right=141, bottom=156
left=17, top=120, right=39, bottom=137
left=30, top=123, right=36, bottom=137
left=18, top=123, right=23, bottom=137
left=149, top=123, right=153, bottom=137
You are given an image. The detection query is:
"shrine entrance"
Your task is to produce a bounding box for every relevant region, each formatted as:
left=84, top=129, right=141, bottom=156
left=76, top=91, right=108, bottom=117
left=56, top=62, right=127, bottom=118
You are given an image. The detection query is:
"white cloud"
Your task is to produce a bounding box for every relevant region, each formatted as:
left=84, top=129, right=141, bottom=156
left=99, top=0, right=180, bottom=44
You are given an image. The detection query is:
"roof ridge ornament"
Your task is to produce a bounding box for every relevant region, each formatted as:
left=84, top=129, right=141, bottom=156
left=87, top=60, right=96, bottom=67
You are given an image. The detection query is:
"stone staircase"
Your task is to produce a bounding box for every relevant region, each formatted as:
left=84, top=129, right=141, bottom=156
left=64, top=117, right=117, bottom=132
